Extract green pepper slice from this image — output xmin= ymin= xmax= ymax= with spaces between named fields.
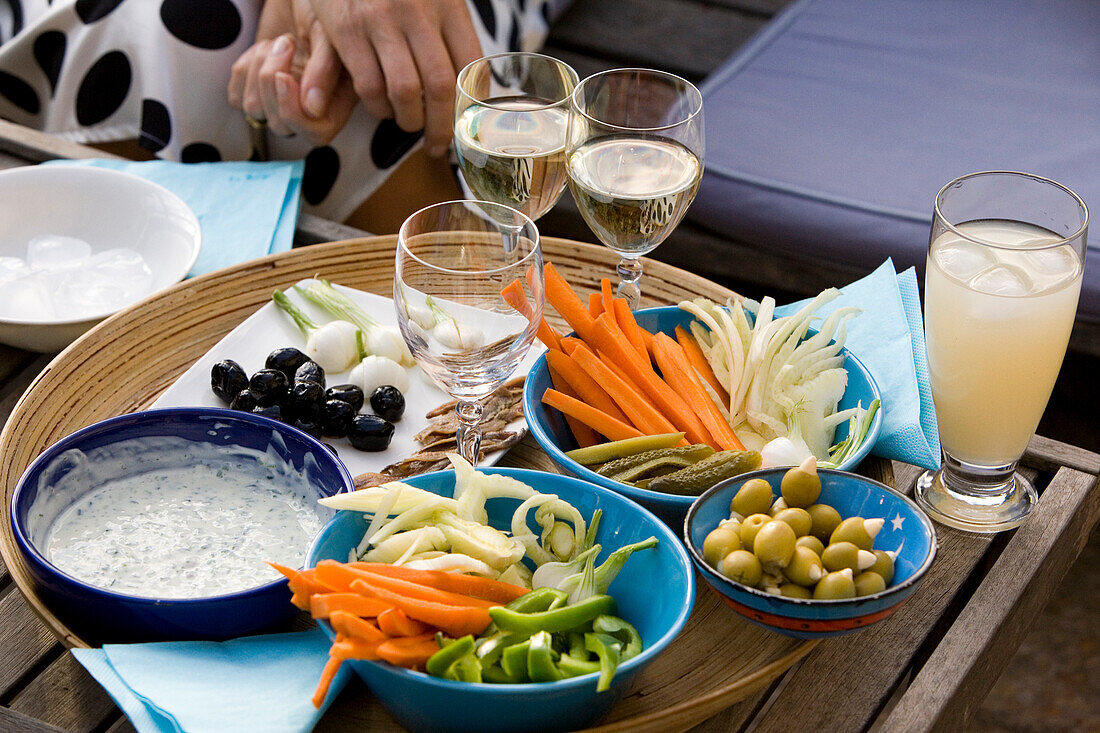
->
xmin=425 ymin=635 xmax=475 ymax=679
xmin=584 ymin=632 xmax=622 ymax=692
xmin=526 ymin=631 xmax=564 ymax=682
xmin=593 ymin=615 xmax=643 ymax=660
xmin=489 ymin=594 xmax=617 ymax=635
xmin=500 ymin=640 xmax=531 ymax=682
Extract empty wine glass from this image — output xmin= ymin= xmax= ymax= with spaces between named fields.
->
xmin=394 ymin=200 xmax=544 ymax=463
xmin=454 ymin=53 xmax=579 ymax=221
xmin=566 ymin=68 xmax=704 ymax=308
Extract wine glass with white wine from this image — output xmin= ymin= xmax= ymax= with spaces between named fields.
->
xmin=566 ymin=68 xmax=704 ymax=308
xmin=454 ymin=53 xmax=579 ymax=222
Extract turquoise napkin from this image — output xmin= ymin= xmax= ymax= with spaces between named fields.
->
xmin=775 ymin=259 xmax=940 ymax=470
xmin=43 ymin=159 xmax=304 ymax=278
xmin=72 ymin=628 xmax=349 ymax=733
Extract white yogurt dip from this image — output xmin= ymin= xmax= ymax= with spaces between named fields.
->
xmin=38 ymin=434 xmax=331 ymax=599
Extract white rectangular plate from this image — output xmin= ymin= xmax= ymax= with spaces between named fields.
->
xmin=153 ymin=281 xmax=541 ymax=480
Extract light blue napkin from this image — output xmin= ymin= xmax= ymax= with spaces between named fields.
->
xmin=775 ymin=259 xmax=940 ymax=470
xmin=43 ymin=158 xmax=304 ymax=278
xmin=72 ymin=628 xmax=349 ymax=733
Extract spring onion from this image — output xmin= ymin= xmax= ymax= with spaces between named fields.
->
xmin=271 ymin=290 xmax=360 ymax=372
xmin=295 ymin=279 xmax=414 ymax=365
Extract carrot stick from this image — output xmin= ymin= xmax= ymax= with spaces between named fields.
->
xmin=312 ymin=655 xmax=344 ymax=708
xmin=330 ymin=610 xmax=389 ymax=644
xmin=652 ymin=333 xmax=746 ymax=451
xmin=549 ymin=360 xmax=601 ymax=447
xmin=348 ymin=563 xmax=528 ymax=604
xmin=544 ymin=262 xmax=598 ymax=343
xmin=560 ymin=336 xmax=584 ymax=355
xmin=541 ymin=389 xmax=645 ymax=443
xmin=268 ymin=563 xmax=333 ymax=610
xmin=565 ymin=346 xmax=684 ymax=440
xmin=600 ymin=279 xmax=616 ymax=321
xmin=378 ymin=607 xmax=432 ymax=637
xmin=675 ymin=325 xmax=729 ymax=404
xmin=613 ymin=298 xmax=649 ymax=361
xmin=350 ymin=579 xmax=493 ymax=637
xmin=501 ymin=278 xmax=562 ymax=351
xmin=315 ymin=561 xmax=498 ymax=609
xmin=376 ymin=633 xmax=440 ymax=669
xmin=329 ymin=635 xmax=383 ymax=661
xmin=310 ymin=593 xmax=391 ymax=620
xmin=590 ymin=313 xmax=713 ymax=446
xmin=546 ymin=349 xmax=630 ymax=424
xmin=588 ymin=292 xmax=604 ymax=319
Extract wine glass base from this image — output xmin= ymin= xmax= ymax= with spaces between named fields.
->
xmin=914 ymin=468 xmax=1037 ymax=533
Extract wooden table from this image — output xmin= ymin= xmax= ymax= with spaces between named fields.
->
xmin=0 ymin=124 xmax=1098 ymax=733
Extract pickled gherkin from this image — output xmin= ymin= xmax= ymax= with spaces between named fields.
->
xmin=647 ymin=450 xmax=763 ymax=495
xmin=597 ymin=444 xmax=715 ymax=482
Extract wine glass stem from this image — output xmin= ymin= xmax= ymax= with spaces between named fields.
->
xmin=616 ymin=257 xmax=643 ymax=310
xmin=456 ymin=399 xmax=484 ymax=464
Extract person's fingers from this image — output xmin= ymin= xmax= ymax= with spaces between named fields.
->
xmin=227 ymin=46 xmax=254 ymax=109
xmin=242 ymin=39 xmax=272 ymax=120
xmin=440 ymin=0 xmax=483 ymax=74
xmin=300 ymin=25 xmax=342 ymax=120
xmin=259 ymin=34 xmax=297 ymax=136
xmin=276 ymin=71 xmax=358 ymax=146
xmin=406 ymin=24 xmax=458 ymax=157
xmin=370 ymin=26 xmax=424 ymax=133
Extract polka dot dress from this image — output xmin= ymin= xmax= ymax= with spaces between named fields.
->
xmin=0 ymin=0 xmax=573 ymax=221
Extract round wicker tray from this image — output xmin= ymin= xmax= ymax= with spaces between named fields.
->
xmin=0 ymin=236 xmax=882 ymax=732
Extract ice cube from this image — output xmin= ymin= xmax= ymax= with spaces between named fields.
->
xmin=52 ymin=269 xmax=133 ymax=318
xmin=934 ymin=238 xmax=997 ymax=281
xmin=1021 ymin=246 xmax=1080 ymax=279
xmin=89 ymin=248 xmax=154 ymax=298
xmin=0 ymin=256 xmax=30 ymax=286
xmin=970 ymin=263 xmax=1035 ymax=297
xmin=26 ymin=234 xmax=92 ymax=271
xmin=0 ymin=272 xmax=56 ymax=321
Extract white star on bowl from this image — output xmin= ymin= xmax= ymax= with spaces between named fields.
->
xmin=891 ymin=514 xmax=905 ymax=531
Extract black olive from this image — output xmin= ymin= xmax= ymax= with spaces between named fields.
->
xmin=325 ymin=384 xmax=365 ymax=412
xmin=211 ymin=360 xmax=249 ymax=403
xmin=230 ymin=388 xmax=259 ymax=412
xmin=266 ymin=347 xmax=312 ymax=381
xmin=320 ymin=398 xmax=356 ymax=437
xmin=291 ymin=417 xmax=323 ymax=439
xmin=294 ymin=360 xmax=325 ymax=387
xmin=369 ymin=385 xmax=405 ymax=422
xmin=252 ymin=404 xmax=284 ymax=422
xmin=287 ymin=380 xmax=325 ymax=417
xmin=348 ymin=415 xmax=395 ymax=451
xmin=249 ymin=369 xmax=289 ymax=406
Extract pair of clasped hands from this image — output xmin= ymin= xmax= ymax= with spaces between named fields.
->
xmin=227 ymin=0 xmax=482 ymax=157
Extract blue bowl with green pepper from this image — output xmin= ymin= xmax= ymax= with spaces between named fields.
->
xmin=523 ymin=305 xmax=882 ymax=528
xmin=305 ymin=467 xmax=695 ymax=733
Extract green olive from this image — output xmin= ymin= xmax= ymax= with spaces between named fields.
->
xmin=813 ymin=568 xmax=856 ymax=600
xmin=772 ymin=507 xmax=812 ymax=537
xmin=739 ymin=513 xmax=772 ymax=552
xmin=821 ymin=541 xmax=862 ymax=573
xmin=753 ymin=520 xmax=797 ymax=569
xmin=703 ymin=526 xmax=742 ymax=567
xmin=806 ymin=503 xmax=842 ymax=542
xmin=829 ymin=516 xmax=884 ymax=550
xmin=779 ymin=583 xmax=813 ymax=599
xmin=796 ymin=535 xmax=826 ymax=556
xmin=780 ymin=458 xmax=821 ymax=508
xmin=854 ymin=571 xmax=887 ymax=596
xmin=719 ymin=550 xmax=763 ymax=587
xmin=869 ymin=550 xmax=895 ymax=585
xmin=783 ymin=545 xmax=825 ymax=587
xmin=731 ymin=478 xmax=774 ymax=517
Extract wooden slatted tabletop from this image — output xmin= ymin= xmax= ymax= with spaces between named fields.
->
xmin=0 ymin=69 xmax=1098 ymax=733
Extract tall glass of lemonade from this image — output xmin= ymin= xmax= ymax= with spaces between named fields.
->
xmin=915 ymin=171 xmax=1088 ymax=532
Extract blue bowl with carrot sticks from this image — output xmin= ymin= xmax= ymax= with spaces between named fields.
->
xmin=523 ymin=305 xmax=882 ymax=528
xmin=304 ymin=467 xmax=695 ymax=733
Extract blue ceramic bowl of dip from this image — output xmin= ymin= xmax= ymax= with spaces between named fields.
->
xmin=684 ymin=468 xmax=936 ymax=639
xmin=10 ymin=407 xmax=353 ymax=643
xmin=306 ymin=467 xmax=696 ymax=733
xmin=523 ymin=305 xmax=882 ymax=527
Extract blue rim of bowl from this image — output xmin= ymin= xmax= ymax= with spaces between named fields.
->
xmin=682 ymin=467 xmax=938 ymax=606
xmin=524 ymin=305 xmax=884 ymax=505
xmin=306 ymin=466 xmax=697 ymax=693
xmin=10 ymin=406 xmax=353 ymax=605
xmin=0 ymin=166 xmax=202 ymax=327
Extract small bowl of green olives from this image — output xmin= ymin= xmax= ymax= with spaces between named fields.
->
xmin=683 ymin=460 xmax=936 ymax=638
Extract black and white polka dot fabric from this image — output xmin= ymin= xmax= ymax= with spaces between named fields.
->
xmin=0 ymin=0 xmax=572 ymax=221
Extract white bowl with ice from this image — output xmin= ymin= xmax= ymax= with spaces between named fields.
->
xmin=0 ymin=166 xmax=200 ymax=351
